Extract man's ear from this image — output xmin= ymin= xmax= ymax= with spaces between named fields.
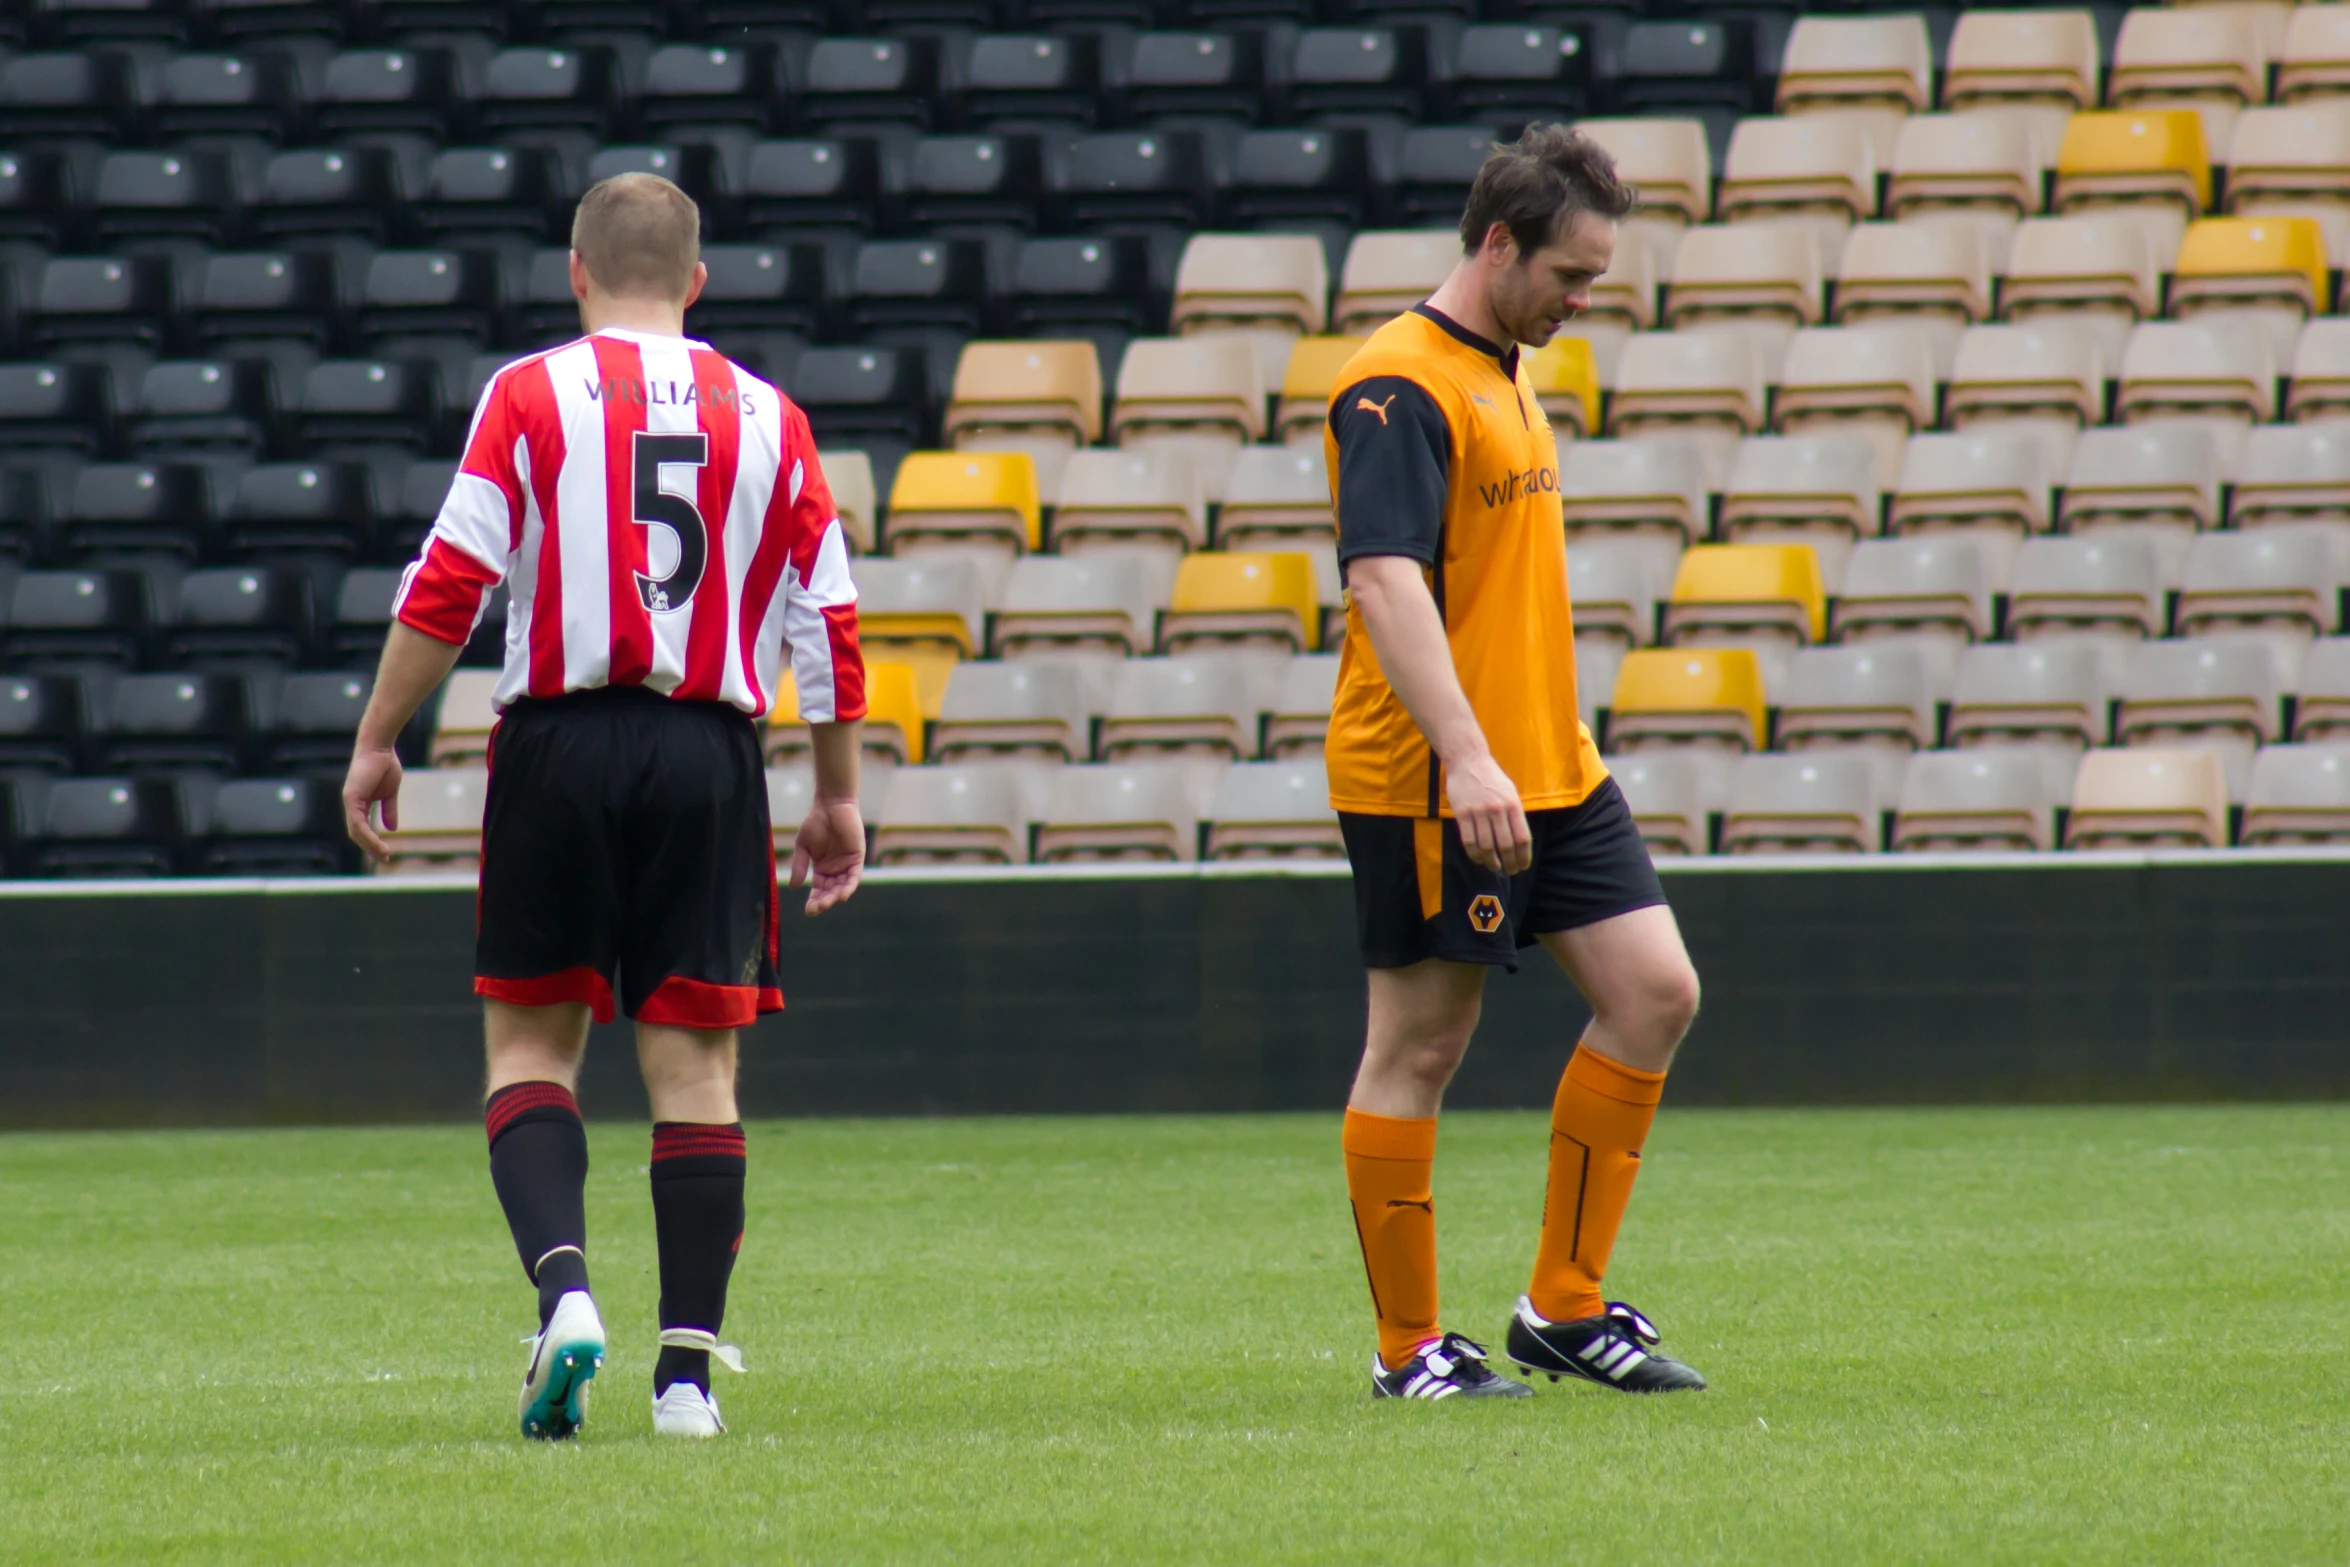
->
xmin=679 ymin=260 xmax=707 ymax=312
xmin=1481 ymin=222 xmax=1516 ymax=268
xmin=568 ymin=249 xmax=591 ymax=303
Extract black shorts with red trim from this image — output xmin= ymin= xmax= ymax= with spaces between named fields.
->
xmin=475 ymin=685 xmax=782 ymax=1027
xmin=1338 ymin=778 xmax=1667 ymax=972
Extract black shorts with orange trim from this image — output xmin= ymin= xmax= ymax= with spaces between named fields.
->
xmin=475 ymin=685 xmax=782 ymax=1027
xmin=1338 ymin=778 xmax=1667 ymax=972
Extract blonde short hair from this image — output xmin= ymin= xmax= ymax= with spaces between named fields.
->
xmin=570 ymin=172 xmax=701 ymax=300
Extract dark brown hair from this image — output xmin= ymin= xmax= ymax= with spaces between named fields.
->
xmin=571 ymin=172 xmax=701 ymax=300
xmin=1457 ymin=123 xmax=1637 ymax=258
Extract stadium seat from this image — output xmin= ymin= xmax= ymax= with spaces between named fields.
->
xmin=992 ymin=554 xmax=1163 ymax=660
xmin=940 ymin=341 xmax=1103 ymax=505
xmin=358 ymin=249 xmax=501 ymax=345
xmin=1771 ymin=323 xmax=1939 ymax=487
xmin=2286 ymin=318 xmax=2350 ymax=425
xmin=1559 ymin=221 xmax=1670 ymax=387
xmin=1721 ymin=752 xmax=1880 ymax=855
xmin=2175 ymin=526 xmax=2340 ymax=672
xmin=847 ymin=239 xmax=988 ymax=340
xmin=0 ymin=362 xmax=109 ymax=455
xmin=195 ymin=778 xmax=347 ymax=877
xmin=767 ymin=659 xmax=924 ymax=767
xmin=1661 ymin=220 xmax=1823 ymax=373
xmin=739 ymin=137 xmax=884 ymax=233
xmin=1943 ymin=9 xmax=2100 ymax=161
xmin=1717 ymin=115 xmax=1879 ymax=245
xmin=1389 ymin=125 xmax=1498 ymax=231
xmin=1099 ymin=653 xmax=1274 ymax=761
xmin=1169 ymin=234 xmax=1329 ymax=382
xmin=167 ymin=567 xmax=309 ymax=669
xmin=1275 ymin=335 xmax=1369 ymax=445
xmin=1575 ymin=118 xmax=1712 ymax=228
xmin=329 ymin=568 xmax=399 ymax=666
xmin=1774 ymin=642 xmax=1935 ymax=801
xmin=1944 ymin=321 xmax=2106 ymax=470
xmin=1218 ymin=128 xmax=1374 ymax=233
xmin=1007 ymin=234 xmax=1155 ymax=343
xmin=1776 ymin=14 xmax=1932 ymax=124
xmin=23 ymin=776 xmax=180 ymax=878
xmin=1203 ymin=757 xmax=1339 ymax=860
xmin=62 ymin=460 xmax=212 ymax=560
xmin=1526 ymin=338 xmax=1599 ymax=439
xmin=2168 ymin=217 xmax=2329 ymax=363
xmin=100 ymin=671 xmax=248 ymax=776
xmin=2295 ymin=637 xmax=2350 ymax=740
xmin=1831 ymin=221 xmax=1992 ymax=363
xmin=1606 ymin=331 xmax=1767 ymax=478
xmin=2224 ymin=103 xmax=2350 ymax=258
xmin=230 ymin=461 xmax=380 ymax=557
xmin=640 ymin=41 xmax=777 ymax=135
xmin=794 ymin=347 xmax=929 ymax=451
xmin=817 ymin=449 xmax=876 ymax=556
xmin=1606 ymin=646 xmax=1767 ymax=754
xmin=297 ymin=360 xmax=440 ymax=453
xmin=849 ymin=556 xmax=988 ymax=711
xmin=2241 ymin=742 xmax=2350 ymax=845
xmin=253 ymin=148 xmax=402 ymax=245
xmin=1116 ymin=30 xmax=1260 ymax=120
xmin=2115 ymin=636 xmax=2280 ymax=802
xmin=2229 ymin=423 xmax=2350 ymax=535
xmin=873 ymin=763 xmax=1033 ymax=866
xmin=2006 ymin=534 xmax=2166 ymax=669
xmin=1663 ymin=544 xmax=1825 ymax=683
xmin=900 ymin=134 xmax=1046 ymax=232
xmin=1832 ymin=534 xmax=1993 ymax=679
xmin=1283 ymin=25 xmax=1430 ymax=121
xmin=1885 ymin=111 xmax=2045 ymax=241
xmin=265 ymin=670 xmax=372 ymax=773
xmin=1052 ymin=447 xmax=1205 ymax=571
xmin=1717 ymin=433 xmax=1878 ymax=589
xmin=427 ymin=668 xmax=499 ymax=767
xmin=1947 ymin=641 xmax=2112 ymax=756
xmin=883 ymin=451 xmax=1040 ymax=570
xmin=0 ymin=672 xmax=84 ymax=772
xmin=1997 ymin=216 xmax=2160 ymax=364
xmin=1034 ymin=761 xmax=1210 ymax=864
xmin=1567 ymin=535 xmax=1661 ymax=652
xmin=316 ymin=47 xmax=460 ymax=140
xmin=1605 ymin=748 xmax=1730 ymax=856
xmin=959 ymin=33 xmax=1100 ymax=129
xmin=4 ymin=568 xmax=149 ymax=669
xmin=2064 ymin=745 xmax=2229 ymax=850
xmin=1879 ymin=432 xmax=2049 ymax=592
xmin=1160 ymin=552 xmax=1317 ymax=655
xmin=2114 ymin=321 xmax=2276 ymax=461
xmin=1263 ymin=652 xmax=1337 ymax=758
xmin=1216 ymin=446 xmax=1330 ymax=554
xmin=30 ymin=254 xmax=174 ymax=353
xmin=130 ymin=360 xmax=278 ymax=458
xmin=2280 ymin=3 xmax=2350 ymax=103
xmin=803 ymin=36 xmax=940 ymax=131
xmin=1050 ymin=131 xmax=1213 ymax=232
xmin=93 ymin=150 xmax=241 ymax=248
xmin=931 ymin=658 xmax=1096 ymax=764
xmin=1892 ymin=749 xmax=2065 ymax=853
xmin=1110 ymin=336 xmax=1265 ymax=503
xmin=2051 ymin=109 xmax=2211 ymax=258
xmin=416 ymin=146 xmax=562 ymax=244
xmin=1615 ymin=18 xmax=1762 ymax=118
xmin=1559 ymin=437 xmax=1708 ymax=592
xmin=2058 ymin=425 xmax=2223 ymax=581
xmin=0 ymin=50 xmax=139 ymax=142
xmin=192 ymin=249 xmax=338 ymax=350
xmin=376 ymin=766 xmax=487 ymax=874
xmin=689 ymin=243 xmax=827 ymax=341
xmin=1334 ymin=230 xmax=1457 ymax=335
xmin=2106 ymin=4 xmax=2270 ymax=153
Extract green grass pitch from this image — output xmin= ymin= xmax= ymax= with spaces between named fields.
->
xmin=2 ymin=1105 xmax=2345 ymax=1564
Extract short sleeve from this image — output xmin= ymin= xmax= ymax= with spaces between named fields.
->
xmin=1330 ymin=375 xmax=1450 ymax=568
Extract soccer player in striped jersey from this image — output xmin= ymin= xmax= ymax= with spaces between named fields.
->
xmin=342 ymin=173 xmax=866 ymax=1440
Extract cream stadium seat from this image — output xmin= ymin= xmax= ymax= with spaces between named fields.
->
xmin=2107 ymin=3 xmax=2272 ymax=154
xmin=2297 ymin=637 xmax=2350 ymax=739
xmin=1774 ymin=644 xmax=1937 ymax=803
xmin=427 ymin=668 xmax=500 ymax=766
xmin=2114 ymin=322 xmax=2276 ymax=464
xmin=1942 ymin=8 xmax=2102 ymax=159
xmin=1160 ymin=553 xmax=1319 ymax=655
xmin=2168 ymin=216 xmax=2330 ymax=363
xmin=1886 ymin=111 xmax=2045 ymax=244
xmin=1663 ymin=543 xmax=1827 ymax=688
xmin=1216 ymin=446 xmax=1332 ymax=552
xmin=1607 ymin=646 xmax=1769 ymax=754
xmin=816 ymin=448 xmax=877 ymax=553
xmin=1051 ymin=447 xmax=1206 ymax=571
xmin=377 ymin=765 xmax=488 ymax=873
xmin=1947 ymin=640 xmax=2112 ymax=757
xmin=1831 ymin=220 xmax=1992 ymax=365
xmin=1568 ymin=535 xmax=1665 ymax=651
xmin=1575 ymin=117 xmax=1712 ymax=227
xmin=1111 ymin=336 xmax=1267 ymax=502
xmin=1721 ymin=752 xmax=1881 ymax=854
xmin=1263 ymin=652 xmax=1339 ymax=758
xmin=2241 ymin=742 xmax=2350 ymax=844
xmin=1275 ymin=335 xmax=1370 ymax=445
xmin=2278 ymin=2 xmax=2350 ymax=104
xmin=873 ymin=763 xmax=1036 ymax=865
xmin=2059 ymin=424 xmax=2224 ymax=582
xmin=2229 ymin=423 xmax=2350 ymax=542
xmin=2287 ymin=317 xmax=2350 ymax=424
xmin=2051 ymin=109 xmax=2212 ymax=259
xmin=2221 ymin=103 xmax=2350 ymax=258
xmin=1607 ymin=330 xmax=1768 ymax=479
xmin=1203 ymin=757 xmax=1342 ymax=860
xmin=1718 ymin=115 xmax=1880 ymax=248
xmin=1997 ymin=216 xmax=2161 ymax=364
xmin=1034 ymin=761 xmax=1216 ymax=863
xmin=1718 ymin=433 xmax=1879 ymax=589
xmin=1169 ymin=233 xmax=1330 ymax=385
xmin=849 ymin=555 xmax=990 ymax=711
xmin=1660 ymin=220 xmax=1824 ymax=375
xmin=991 ymin=554 xmax=1166 ymax=660
xmin=2006 ymin=534 xmax=2167 ymax=673
xmin=1945 ymin=321 xmax=2106 ymax=471
xmin=1576 ymin=638 xmax=1626 ymax=730
xmin=766 ymin=659 xmax=925 ymax=766
xmin=1893 ymin=749 xmax=2068 ymax=853
xmin=1776 ymin=14 xmax=1932 ymax=125
xmin=1604 ymin=748 xmax=1731 ymax=855
xmin=2064 ymin=745 xmax=2230 ymax=849
xmin=1832 ymin=534 xmax=1994 ymax=679
xmin=1559 ymin=436 xmax=1711 ymax=591
xmin=2115 ymin=636 xmax=2281 ymax=801
xmin=940 ymin=341 xmax=1103 ymax=504
xmin=1526 ymin=337 xmax=1600 ymax=438
xmin=1334 ymin=231 xmax=1457 ymax=335
xmin=2175 ymin=525 xmax=2342 ymax=675
xmin=931 ymin=658 xmax=1099 ymax=764
xmin=1887 ymin=430 xmax=2058 ymax=590
xmin=884 ymin=450 xmax=1042 ymax=571
xmin=1771 ymin=323 xmax=1938 ymax=485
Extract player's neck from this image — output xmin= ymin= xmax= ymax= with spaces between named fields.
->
xmin=579 ymin=297 xmax=689 ymax=339
xmin=1423 ymin=263 xmax=1509 ymax=353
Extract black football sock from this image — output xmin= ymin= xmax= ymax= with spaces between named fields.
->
xmin=649 ymin=1122 xmax=747 ymax=1395
xmin=485 ymin=1082 xmax=591 ymax=1332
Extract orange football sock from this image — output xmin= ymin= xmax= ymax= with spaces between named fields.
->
xmin=1527 ymin=1043 xmax=1667 ymax=1325
xmin=1342 ymin=1108 xmax=1442 ymax=1371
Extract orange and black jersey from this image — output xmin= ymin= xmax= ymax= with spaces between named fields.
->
xmin=1324 ymin=304 xmax=1607 ymax=818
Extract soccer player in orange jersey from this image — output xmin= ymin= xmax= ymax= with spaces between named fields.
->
xmin=1324 ymin=126 xmax=1708 ymax=1399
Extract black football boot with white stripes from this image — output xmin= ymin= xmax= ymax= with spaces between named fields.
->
xmin=1504 ymin=1298 xmax=1707 ymax=1392
xmin=1371 ymin=1332 xmax=1534 ymax=1400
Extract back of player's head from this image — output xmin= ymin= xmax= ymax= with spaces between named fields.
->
xmin=1458 ymin=124 xmax=1636 ymax=259
xmin=571 ymin=172 xmax=702 ymax=301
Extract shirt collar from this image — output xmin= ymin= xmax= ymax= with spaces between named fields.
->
xmin=1411 ymin=304 xmax=1520 ymax=378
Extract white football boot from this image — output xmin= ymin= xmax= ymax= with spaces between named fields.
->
xmin=518 ymin=1289 xmax=605 ymax=1440
xmin=650 ymin=1328 xmax=743 ymax=1438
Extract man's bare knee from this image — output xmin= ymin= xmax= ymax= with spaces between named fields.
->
xmin=1598 ymin=957 xmax=1699 ymax=1051
xmin=484 ymin=999 xmax=591 ymax=1093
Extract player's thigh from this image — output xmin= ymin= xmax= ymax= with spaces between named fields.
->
xmin=1537 ymin=903 xmax=1700 ymax=1035
xmin=636 ymin=1022 xmax=739 ymax=1123
xmin=615 ymin=704 xmax=774 ymax=1016
xmin=477 ymin=703 xmax=626 ymax=985
xmin=1365 ymin=956 xmax=1489 ymax=1062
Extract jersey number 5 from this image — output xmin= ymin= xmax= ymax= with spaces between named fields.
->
xmin=632 ymin=430 xmax=709 ymax=614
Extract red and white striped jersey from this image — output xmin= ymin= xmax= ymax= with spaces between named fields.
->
xmin=394 ymin=326 xmax=865 ymax=721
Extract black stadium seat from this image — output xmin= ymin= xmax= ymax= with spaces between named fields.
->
xmin=167 ymin=566 xmax=311 ymax=668
xmin=702 ymin=330 xmax=804 ymax=384
xmin=418 ymin=147 xmax=562 ymax=242
xmin=1286 ymin=27 xmax=1430 ymax=121
xmin=0 ymin=362 xmax=110 ymax=454
xmin=357 ymin=249 xmax=501 ymax=344
xmin=388 ymin=457 xmax=455 ymax=554
xmin=329 ymin=565 xmax=400 ymax=664
xmin=36 ymin=0 xmax=189 ymax=47
xmin=960 ymin=34 xmax=1101 ymax=130
xmin=193 ymin=250 xmax=340 ymax=351
xmin=29 ymin=256 xmax=176 ymax=354
xmin=23 ymin=775 xmax=180 ymax=877
xmin=61 ymin=460 xmax=210 ymax=560
xmin=195 ymin=775 xmax=348 ymax=875
xmin=1119 ymin=31 xmax=1261 ymax=122
xmin=585 ymin=144 xmax=712 ymax=200
xmin=266 ymin=669 xmax=372 ymax=770
xmin=229 ymin=459 xmax=377 ymax=555
xmin=3 ymin=568 xmax=151 ymax=668
xmin=197 ymin=0 xmax=355 ymax=46
xmin=641 ymin=42 xmax=778 ymax=136
xmin=1615 ymin=18 xmax=1762 ymax=116
xmin=130 ymin=360 xmax=279 ymax=457
xmin=254 ymin=147 xmax=405 ymax=244
xmin=297 ymin=359 xmax=441 ymax=452
xmin=792 ymin=344 xmax=928 ymax=446
xmin=904 ymin=135 xmax=1044 ymax=231
xmin=1051 ymin=131 xmax=1211 ymax=230
xmin=478 ymin=46 xmax=620 ymax=138
xmin=0 ymin=149 xmax=75 ymax=249
xmin=1447 ymin=24 xmax=1594 ymax=122
xmin=0 ymin=51 xmax=138 ymax=141
xmin=100 ymin=672 xmax=249 ymax=775
xmin=802 ymin=37 xmax=940 ymax=132
xmin=1392 ymin=124 xmax=1495 ymax=226
xmin=1222 ymin=128 xmax=1372 ymax=229
xmin=0 ymin=671 xmax=84 ymax=770
xmin=152 ymin=50 xmax=304 ymax=142
xmin=1009 ymin=234 xmax=1155 ymax=336
xmin=849 ymin=238 xmax=988 ymax=336
xmin=315 ymin=47 xmax=463 ymax=139
xmin=741 ymin=138 xmax=885 ymax=234
xmin=688 ymin=242 xmax=826 ymax=339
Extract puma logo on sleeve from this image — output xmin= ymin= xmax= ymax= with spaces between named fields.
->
xmin=1356 ymin=393 xmax=1397 ymax=425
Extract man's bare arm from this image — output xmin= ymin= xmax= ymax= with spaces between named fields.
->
xmin=791 ymin=717 xmax=864 ymax=915
xmin=343 ymin=623 xmax=466 ymax=864
xmin=1346 ymin=554 xmax=1532 ymax=874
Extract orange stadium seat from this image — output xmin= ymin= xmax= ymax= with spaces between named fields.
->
xmin=1263 ymin=653 xmax=1339 ymax=758
xmin=991 ymin=554 xmax=1166 ymax=660
xmin=1217 ymin=447 xmax=1333 ymax=553
xmin=1099 ymin=654 xmax=1281 ymax=761
xmin=1526 ymin=336 xmax=1599 ymax=437
xmin=1718 ymin=433 xmax=1880 ymax=589
xmin=377 ymin=766 xmax=488 ymax=874
xmin=1998 ymin=216 xmax=2161 ymax=363
xmin=2051 ymin=109 xmax=2212 ymax=258
xmin=2116 ymin=636 xmax=2282 ymax=801
xmin=766 ymin=659 xmax=925 ymax=765
xmin=1887 ymin=111 xmax=2046 ymax=239
xmin=2065 ymin=745 xmax=2230 ymax=849
xmin=1772 ymin=323 xmax=1938 ymax=486
xmin=427 ymin=668 xmax=499 ymax=767
xmin=1886 ymin=431 xmax=2054 ymax=590
xmin=1575 ymin=117 xmax=1713 ymax=226
xmin=1893 ymin=749 xmax=2068 ymax=853
xmin=1560 ymin=436 xmax=1711 ymax=590
xmin=2059 ymin=424 xmax=2224 ymax=580
xmin=1607 ymin=646 xmax=1769 ymax=754
xmin=1721 ymin=752 xmax=1882 ymax=854
xmin=1161 ymin=552 xmax=1319 ymax=654
xmin=931 ymin=658 xmax=1099 ymax=764
xmin=1718 ymin=115 xmax=1880 ymax=243
xmin=1832 ymin=221 xmax=1992 ymax=362
xmin=1034 ymin=761 xmax=1215 ymax=863
xmin=1275 ymin=335 xmax=1371 ymax=445
xmin=2107 ymin=4 xmax=2272 ymax=153
xmin=1204 ymin=758 xmax=1343 ymax=860
xmin=1834 ymin=534 xmax=1996 ymax=671
xmin=884 ymin=450 xmax=1042 ymax=568
xmin=1948 ymin=641 xmax=2113 ymax=757
xmin=2278 ymin=2 xmax=2350 ymax=103
xmin=2242 ymin=742 xmax=2350 ymax=844
xmin=1943 ymin=9 xmax=2102 ymax=158
xmin=817 ymin=449 xmax=877 ymax=554
xmin=1112 ymin=336 xmax=1267 ymax=503
xmin=2221 ymin=104 xmax=2350 ymax=258
xmin=1050 ymin=447 xmax=1207 ymax=566
xmin=872 ymin=764 xmax=1035 ymax=866
xmin=1605 ymin=748 xmax=1731 ymax=856
xmin=1946 ymin=320 xmax=2107 ymax=468
xmin=940 ymin=341 xmax=1103 ymax=504
xmin=1334 ymin=231 xmax=1458 ymax=335
xmin=2168 ymin=216 xmax=2330 ymax=361
xmin=1607 ymin=330 xmax=1768 ymax=478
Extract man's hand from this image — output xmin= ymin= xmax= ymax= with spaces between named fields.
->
xmin=344 ymin=745 xmax=403 ymax=865
xmin=790 ymin=798 xmax=865 ymax=915
xmin=1445 ymin=750 xmax=1531 ymax=875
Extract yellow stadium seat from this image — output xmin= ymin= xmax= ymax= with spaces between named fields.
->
xmin=1275 ymin=335 xmax=1371 ymax=444
xmin=1575 ymin=117 xmax=1712 ymax=224
xmin=1525 ymin=336 xmax=1598 ymax=438
xmin=2223 ymin=103 xmax=2350 ymax=259
xmin=2064 ymin=745 xmax=2229 ymax=849
xmin=1664 ymin=543 xmax=1828 ymax=651
xmin=1334 ymin=230 xmax=1458 ymax=334
xmin=816 ymin=448 xmax=876 ymax=554
xmin=2168 ymin=216 xmax=2330 ymax=359
xmin=766 ymin=659 xmax=925 ymax=766
xmin=1160 ymin=552 xmax=1319 ymax=654
xmin=940 ymin=341 xmax=1103 ymax=504
xmin=377 ymin=766 xmax=488 ymax=874
xmin=1606 ymin=647 xmax=1769 ymax=753
xmin=2052 ymin=109 xmax=2212 ymax=256
xmin=883 ymin=450 xmax=1040 ymax=568
xmin=2279 ymin=2 xmax=2350 ymax=104
xmin=428 ymin=669 xmax=500 ymax=767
